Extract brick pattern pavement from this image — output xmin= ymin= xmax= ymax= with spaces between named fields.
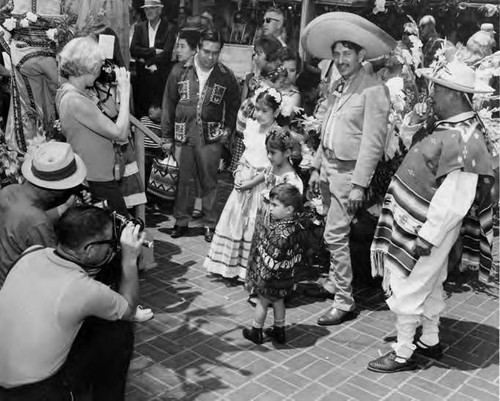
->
xmin=127 ymin=173 xmax=499 ymax=401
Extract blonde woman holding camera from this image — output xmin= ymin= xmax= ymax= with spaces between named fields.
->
xmin=56 ymin=36 xmax=132 ymax=215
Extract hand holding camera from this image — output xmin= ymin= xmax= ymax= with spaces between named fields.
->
xmin=114 ymin=66 xmax=131 ymax=95
xmin=120 ymin=222 xmax=145 ymax=263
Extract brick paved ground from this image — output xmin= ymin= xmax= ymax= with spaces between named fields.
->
xmin=126 ymin=172 xmax=499 ymax=401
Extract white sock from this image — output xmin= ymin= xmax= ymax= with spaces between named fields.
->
xmin=420 ymin=315 xmax=440 ymax=346
xmin=393 ymin=314 xmax=419 ymax=359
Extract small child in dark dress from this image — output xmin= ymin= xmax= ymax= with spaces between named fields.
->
xmin=243 ymin=183 xmax=304 ymax=345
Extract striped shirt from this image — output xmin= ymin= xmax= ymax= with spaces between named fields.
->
xmin=140 ymin=116 xmax=162 ymax=149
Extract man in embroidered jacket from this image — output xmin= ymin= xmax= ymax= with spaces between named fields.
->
xmin=306 ymin=40 xmax=391 ymax=325
xmin=368 ymin=62 xmax=495 ymax=373
xmin=161 ymin=30 xmax=240 ymax=241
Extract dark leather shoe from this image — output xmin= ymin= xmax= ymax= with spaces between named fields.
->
xmin=243 ymin=327 xmax=263 ymax=344
xmin=264 ymin=326 xmax=286 ymax=344
xmin=204 ymin=227 xmax=215 ymax=243
xmin=192 ymin=209 xmax=203 ymax=219
xmin=304 ymin=286 xmax=335 ymax=300
xmin=170 ymin=225 xmax=188 ymax=238
xmin=317 ymin=308 xmax=357 ymax=326
xmin=367 ymin=351 xmax=417 ymax=373
xmin=414 ymin=340 xmax=443 ymax=359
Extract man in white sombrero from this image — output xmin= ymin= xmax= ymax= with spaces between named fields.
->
xmin=303 ymin=12 xmax=395 ymax=325
xmin=368 ymin=61 xmax=495 ymax=373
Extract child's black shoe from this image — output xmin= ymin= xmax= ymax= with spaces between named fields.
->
xmin=243 ymin=327 xmax=263 ymax=344
xmin=264 ymin=326 xmax=286 ymax=344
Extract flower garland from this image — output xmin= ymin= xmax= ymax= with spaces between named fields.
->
xmin=254 ymin=86 xmax=283 ymax=107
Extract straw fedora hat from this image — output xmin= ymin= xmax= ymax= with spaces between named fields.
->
xmin=22 ymin=142 xmax=87 ymax=190
xmin=301 ymin=12 xmax=397 ymax=60
xmin=141 ymin=0 xmax=164 ymax=8
xmin=421 ymin=61 xmax=494 ymax=94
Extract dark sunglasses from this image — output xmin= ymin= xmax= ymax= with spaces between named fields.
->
xmin=263 ymin=17 xmax=279 ymax=24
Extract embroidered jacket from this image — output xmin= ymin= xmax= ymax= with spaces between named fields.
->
xmin=161 ymin=57 xmax=240 ymax=145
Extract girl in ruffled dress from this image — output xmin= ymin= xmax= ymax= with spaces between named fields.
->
xmin=244 ymin=129 xmax=304 ymax=313
xmin=204 ymin=88 xmax=283 ymax=280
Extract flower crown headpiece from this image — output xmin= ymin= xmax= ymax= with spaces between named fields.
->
xmin=255 ymin=86 xmax=283 ymax=106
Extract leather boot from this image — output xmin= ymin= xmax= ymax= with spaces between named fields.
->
xmin=264 ymin=326 xmax=286 ymax=344
xmin=242 ymin=327 xmax=263 ymax=344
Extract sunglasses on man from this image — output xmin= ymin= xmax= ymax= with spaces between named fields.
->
xmin=263 ymin=17 xmax=280 ymax=24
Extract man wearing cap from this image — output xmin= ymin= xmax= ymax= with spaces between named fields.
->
xmin=0 ymin=205 xmax=144 ymax=400
xmin=368 ymin=61 xmax=495 ymax=373
xmin=161 ymin=29 xmax=240 ymax=243
xmin=261 ymin=7 xmax=287 ymax=47
xmin=130 ymin=0 xmax=177 ymax=117
xmin=302 ymin=13 xmax=393 ymax=325
xmin=0 ymin=142 xmax=87 ymax=287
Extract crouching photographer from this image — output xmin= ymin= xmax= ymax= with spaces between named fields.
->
xmin=0 ymin=205 xmax=144 ymax=401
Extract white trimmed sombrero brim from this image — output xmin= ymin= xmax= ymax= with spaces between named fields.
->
xmin=301 ymin=12 xmax=397 ymax=60
xmin=22 ymin=153 xmax=87 ymax=190
xmin=421 ymin=70 xmax=494 ymax=94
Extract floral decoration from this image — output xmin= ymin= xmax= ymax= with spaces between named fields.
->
xmin=0 ymin=137 xmax=22 ymax=187
xmin=255 ymin=86 xmax=283 ymax=106
xmin=373 ymin=0 xmax=387 ymax=14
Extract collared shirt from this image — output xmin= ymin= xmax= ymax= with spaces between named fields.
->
xmin=148 ymin=20 xmax=160 ymax=48
xmin=321 ymin=73 xmax=356 ymax=151
xmin=194 ymin=55 xmax=214 ymax=97
xmin=277 ymin=35 xmax=287 ymax=47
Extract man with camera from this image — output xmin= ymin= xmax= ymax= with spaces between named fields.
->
xmin=0 ymin=141 xmax=87 ymax=288
xmin=0 ymin=205 xmax=144 ymax=401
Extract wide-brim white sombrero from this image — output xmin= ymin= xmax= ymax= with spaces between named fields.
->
xmin=301 ymin=12 xmax=397 ymax=60
xmin=420 ymin=61 xmax=494 ymax=94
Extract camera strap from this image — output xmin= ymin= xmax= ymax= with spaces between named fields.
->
xmin=94 ymin=84 xmax=117 ymax=122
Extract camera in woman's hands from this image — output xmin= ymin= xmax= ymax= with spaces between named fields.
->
xmin=97 ymin=60 xmax=118 ymax=84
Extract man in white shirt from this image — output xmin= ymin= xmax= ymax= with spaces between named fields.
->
xmin=368 ymin=61 xmax=495 ymax=373
xmin=0 ymin=206 xmax=145 ymax=400
xmin=261 ymin=7 xmax=287 ymax=47
xmin=130 ymin=0 xmax=177 ymax=117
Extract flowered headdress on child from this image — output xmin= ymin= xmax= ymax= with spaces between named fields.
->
xmin=267 ymin=128 xmax=294 ymax=150
xmin=254 ymin=86 xmax=283 ymax=108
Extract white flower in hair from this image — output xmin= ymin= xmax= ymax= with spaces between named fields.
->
xmin=255 ymin=86 xmax=282 ymax=106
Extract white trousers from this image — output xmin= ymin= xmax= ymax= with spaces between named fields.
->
xmin=387 ymin=221 xmax=462 ymax=358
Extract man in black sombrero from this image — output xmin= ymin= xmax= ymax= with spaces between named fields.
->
xmin=302 ymin=12 xmax=395 ymax=325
